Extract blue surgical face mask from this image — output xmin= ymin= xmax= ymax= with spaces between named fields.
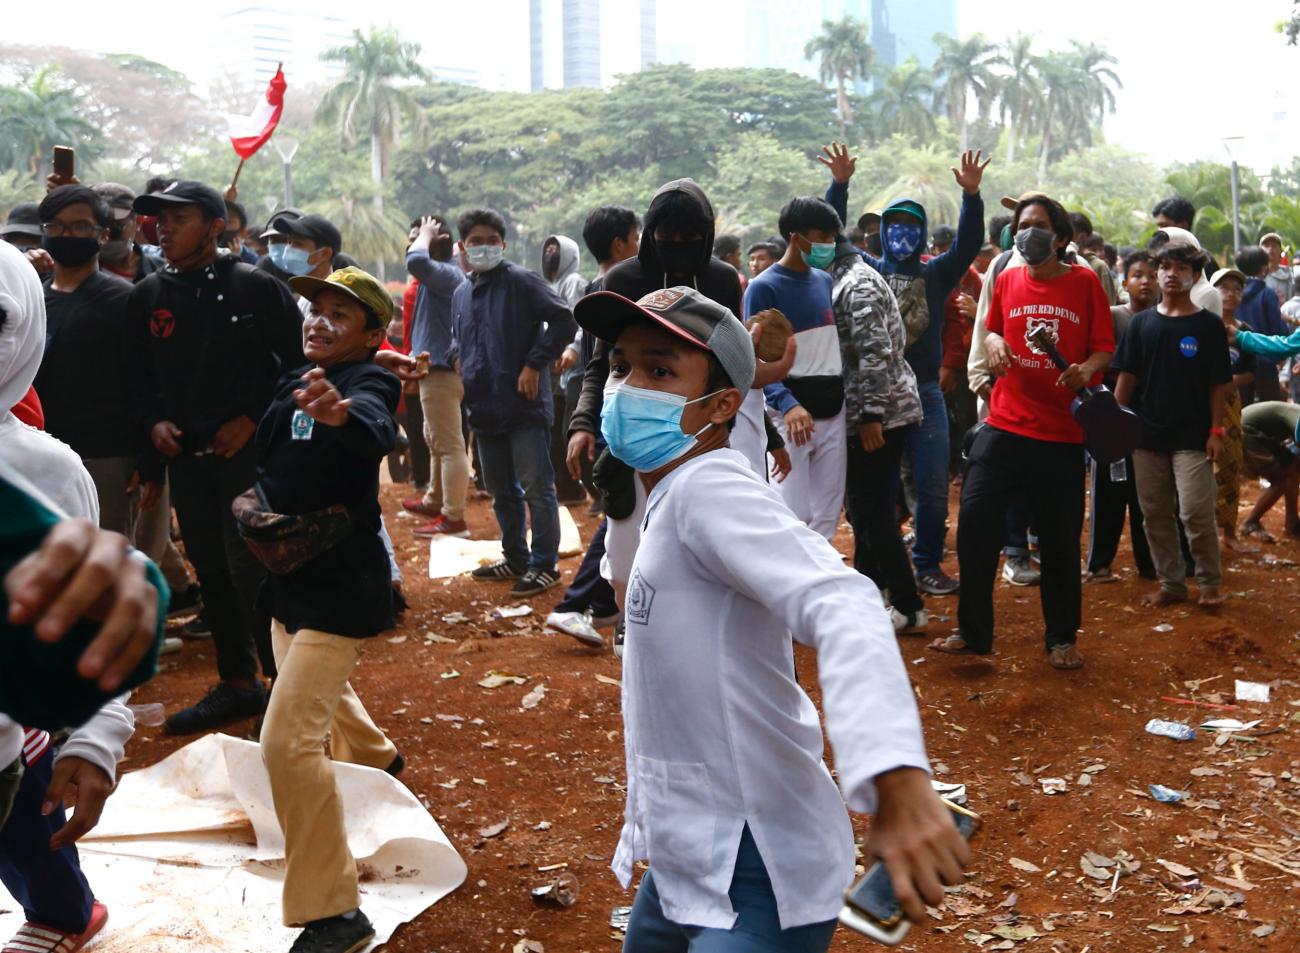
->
xmin=268 ymin=242 xmax=289 ymax=269
xmin=601 ymin=382 xmax=723 ymax=472
xmin=800 ymin=238 xmax=837 ymax=270
xmin=884 ymin=221 xmax=924 ymax=260
xmin=281 ymin=245 xmax=317 ymax=277
xmin=466 ymin=244 xmax=504 ymax=272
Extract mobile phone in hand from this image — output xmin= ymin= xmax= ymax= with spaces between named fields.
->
xmin=53 ymin=145 xmax=75 ymax=180
xmin=839 ymin=799 xmax=980 ymax=945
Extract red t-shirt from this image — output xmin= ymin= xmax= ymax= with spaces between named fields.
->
xmin=986 ymin=263 xmax=1115 ymax=444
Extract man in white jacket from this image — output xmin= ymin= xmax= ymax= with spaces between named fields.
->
xmin=574 ymin=285 xmax=969 ymax=951
xmin=0 ymin=239 xmax=140 ymax=952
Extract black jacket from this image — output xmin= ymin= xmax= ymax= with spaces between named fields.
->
xmin=570 ymin=178 xmax=743 ymax=438
xmin=125 ymin=256 xmax=305 ymax=480
xmin=255 ymin=361 xmax=400 ymax=638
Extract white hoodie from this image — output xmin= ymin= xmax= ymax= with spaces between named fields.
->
xmin=0 ymin=241 xmax=133 ymax=779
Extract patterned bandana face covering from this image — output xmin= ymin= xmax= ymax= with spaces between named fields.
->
xmin=884 ymin=222 xmax=923 ymax=259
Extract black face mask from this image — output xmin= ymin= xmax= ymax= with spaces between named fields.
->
xmin=657 ymin=238 xmax=705 ymax=278
xmin=42 ymin=236 xmax=101 ymax=267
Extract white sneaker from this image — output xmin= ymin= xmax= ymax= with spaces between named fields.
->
xmin=1002 ymin=556 xmax=1041 ymax=587
xmin=890 ymin=607 xmax=929 ymax=635
xmin=545 ymin=610 xmax=604 ymax=647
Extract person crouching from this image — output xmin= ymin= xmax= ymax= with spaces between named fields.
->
xmin=250 ymin=266 xmax=404 ymax=953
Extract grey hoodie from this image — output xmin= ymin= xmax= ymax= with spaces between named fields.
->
xmin=545 ymin=234 xmax=587 ymax=308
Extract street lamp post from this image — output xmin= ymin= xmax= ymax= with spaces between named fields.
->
xmin=273 ymin=135 xmax=300 ymax=209
xmin=1223 ymin=137 xmax=1245 ymax=256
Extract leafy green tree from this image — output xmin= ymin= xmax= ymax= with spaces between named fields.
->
xmin=803 ymin=16 xmax=875 ymax=139
xmin=872 ymin=59 xmax=937 ymax=142
xmin=317 ymin=27 xmax=431 ymax=277
xmin=860 ymin=144 xmax=964 ymax=227
xmin=707 ymin=132 xmax=826 ymax=239
xmin=0 ymin=67 xmax=101 ymax=179
xmin=997 ymin=34 xmax=1039 ymax=163
xmin=931 ymin=34 xmax=1004 ymax=151
xmin=0 ymin=169 xmax=42 ymax=219
xmin=1282 ymin=1 xmax=1299 ymax=44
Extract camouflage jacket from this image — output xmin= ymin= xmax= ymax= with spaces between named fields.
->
xmin=830 ymin=255 xmax=924 ymax=430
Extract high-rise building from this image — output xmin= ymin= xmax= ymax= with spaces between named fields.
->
xmin=563 ymin=0 xmax=602 ymax=88
xmin=530 ymin=0 xmax=546 ymax=91
xmin=211 ymin=3 xmax=355 ymax=93
xmin=744 ymin=0 xmax=951 ymax=77
xmin=640 ymin=0 xmax=657 ymax=69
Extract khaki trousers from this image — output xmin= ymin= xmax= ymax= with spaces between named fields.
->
xmin=418 ymin=369 xmax=469 ymax=521
xmin=1133 ymin=448 xmax=1222 ymax=595
xmin=260 ymin=621 xmax=396 ymax=926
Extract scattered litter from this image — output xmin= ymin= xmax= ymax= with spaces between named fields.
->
xmin=991 ymin=925 xmax=1043 ymax=941
xmin=1156 ymin=859 xmax=1198 ymax=878
xmin=1200 ymin=718 xmax=1261 ymax=732
xmin=1038 ymin=777 xmax=1068 ymax=795
xmin=128 ymin=702 xmax=165 ymax=727
xmin=521 ymin=684 xmax=547 ymax=710
xmin=478 ymin=670 xmax=528 ymax=689
xmin=531 ymin=872 xmax=579 ymax=908
xmin=441 ymin=612 xmax=469 ymax=624
xmin=610 ymin=907 xmax=633 ymax=932
xmin=1153 ymin=623 xmax=1174 ymax=633
xmin=1253 ymin=924 xmax=1276 ymax=938
xmin=386 ymin=634 xmax=408 ymax=644
xmin=512 ymin=940 xmax=544 ymax=953
xmin=1009 ymin=857 xmax=1042 ymax=873
xmin=533 ymin=821 xmax=552 ymax=831
xmin=435 ymin=714 xmax=463 ymax=722
xmin=594 ymin=674 xmax=621 ymax=687
xmin=1149 ymin=784 xmax=1190 ymax=803
xmin=1189 ymin=766 xmax=1223 ymax=777
xmin=1161 ymin=695 xmax=1238 ymax=711
xmin=440 ymin=670 xmax=460 ymax=680
xmin=1145 ymin=718 xmax=1196 ymax=741
xmin=490 ymin=605 xmax=533 ymax=619
xmin=478 ymin=819 xmax=509 ymax=839
xmin=1235 ymin=680 xmax=1271 ymax=703
xmin=425 ymin=632 xmax=457 ymax=644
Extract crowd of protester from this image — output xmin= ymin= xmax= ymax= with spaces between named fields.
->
xmin=2 ymin=131 xmax=1300 ymax=953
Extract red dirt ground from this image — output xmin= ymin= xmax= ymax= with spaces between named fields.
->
xmin=124 ymin=478 xmax=1300 ymax=953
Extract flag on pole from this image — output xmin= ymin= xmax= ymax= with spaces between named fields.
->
xmin=226 ymin=66 xmax=287 ymax=160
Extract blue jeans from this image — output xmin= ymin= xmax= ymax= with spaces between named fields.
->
xmin=1003 ymin=500 xmax=1036 ymax=558
xmin=904 ymin=380 xmax=950 ymax=573
xmin=623 ymin=826 xmax=838 ymax=953
xmin=476 ymin=426 xmax=561 ymax=571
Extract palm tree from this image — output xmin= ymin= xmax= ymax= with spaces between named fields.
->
xmin=0 ymin=67 xmax=100 ymax=179
xmin=1066 ymin=41 xmax=1122 ymax=149
xmin=1032 ymin=51 xmax=1082 ymax=181
xmin=872 ymin=60 xmax=937 ymax=142
xmin=316 ymin=27 xmax=430 ymax=278
xmin=931 ymin=34 xmax=1004 ymax=151
xmin=803 ymin=16 xmax=875 ymax=140
xmin=997 ymin=34 xmax=1040 ymax=164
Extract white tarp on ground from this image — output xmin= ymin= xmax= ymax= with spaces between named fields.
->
xmin=0 ymin=734 xmax=466 ymax=951
xmin=427 ymin=506 xmax=584 ymax=579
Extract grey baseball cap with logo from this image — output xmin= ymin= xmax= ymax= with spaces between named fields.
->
xmin=575 ymin=286 xmax=755 ymax=392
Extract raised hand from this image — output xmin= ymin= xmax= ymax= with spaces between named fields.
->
xmin=951 ymin=149 xmax=992 ymax=195
xmin=817 ymin=141 xmax=858 ymax=185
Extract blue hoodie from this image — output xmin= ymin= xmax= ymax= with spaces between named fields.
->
xmin=825 ymin=182 xmax=983 ymax=383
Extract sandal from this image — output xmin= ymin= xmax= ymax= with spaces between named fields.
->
xmin=927 ymin=634 xmax=989 ymax=656
xmin=1047 ymin=644 xmax=1084 ymax=670
xmin=1241 ymin=521 xmax=1276 ymax=543
xmin=1083 ymin=568 xmax=1119 ymax=584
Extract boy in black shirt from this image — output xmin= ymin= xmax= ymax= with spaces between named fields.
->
xmin=256 ymin=266 xmax=401 ymax=953
xmin=1114 ymin=242 xmax=1231 ymax=608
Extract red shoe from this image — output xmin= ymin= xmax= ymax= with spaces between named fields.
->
xmin=5 ymin=901 xmax=108 ymax=952
xmin=413 ymin=515 xmax=470 ymax=539
xmin=402 ymin=497 xmax=441 ymax=518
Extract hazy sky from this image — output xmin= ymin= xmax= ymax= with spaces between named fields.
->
xmin=8 ymin=0 xmax=1299 ymax=174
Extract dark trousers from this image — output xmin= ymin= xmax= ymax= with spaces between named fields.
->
xmin=845 ymin=426 xmax=924 ymax=615
xmin=945 ymin=371 xmax=978 ymax=475
xmin=1087 ymin=456 xmax=1155 ymax=576
xmin=550 ymin=383 xmax=586 ymax=503
xmin=405 ymin=394 xmax=431 ymax=488
xmin=957 ymin=427 xmax=1084 ymax=652
xmin=0 ymin=751 xmax=94 ymax=934
xmin=554 ymin=519 xmax=619 ymax=618
xmin=169 ymin=446 xmax=265 ymax=682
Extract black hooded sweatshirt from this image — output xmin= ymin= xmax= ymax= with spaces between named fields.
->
xmin=569 ymin=178 xmax=743 ymax=437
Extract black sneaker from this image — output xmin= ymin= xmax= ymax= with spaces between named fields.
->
xmin=510 ymin=568 xmax=561 ymax=597
xmin=916 ymin=568 xmax=960 ymax=596
xmin=471 ymin=558 xmax=526 ymax=581
xmin=181 ymin=611 xmax=212 ymax=640
xmin=166 ymin=584 xmax=204 ymax=619
xmin=289 ymin=911 xmax=375 ymax=953
xmin=164 ymin=682 xmax=267 ymax=736
xmin=386 ymin=751 xmax=405 ymax=777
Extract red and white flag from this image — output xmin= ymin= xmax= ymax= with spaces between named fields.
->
xmin=226 ymin=66 xmax=287 ymax=160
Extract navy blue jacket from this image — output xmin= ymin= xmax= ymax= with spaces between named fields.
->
xmin=449 ymin=260 xmax=576 ymax=435
xmin=826 ymin=181 xmax=984 ymax=383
